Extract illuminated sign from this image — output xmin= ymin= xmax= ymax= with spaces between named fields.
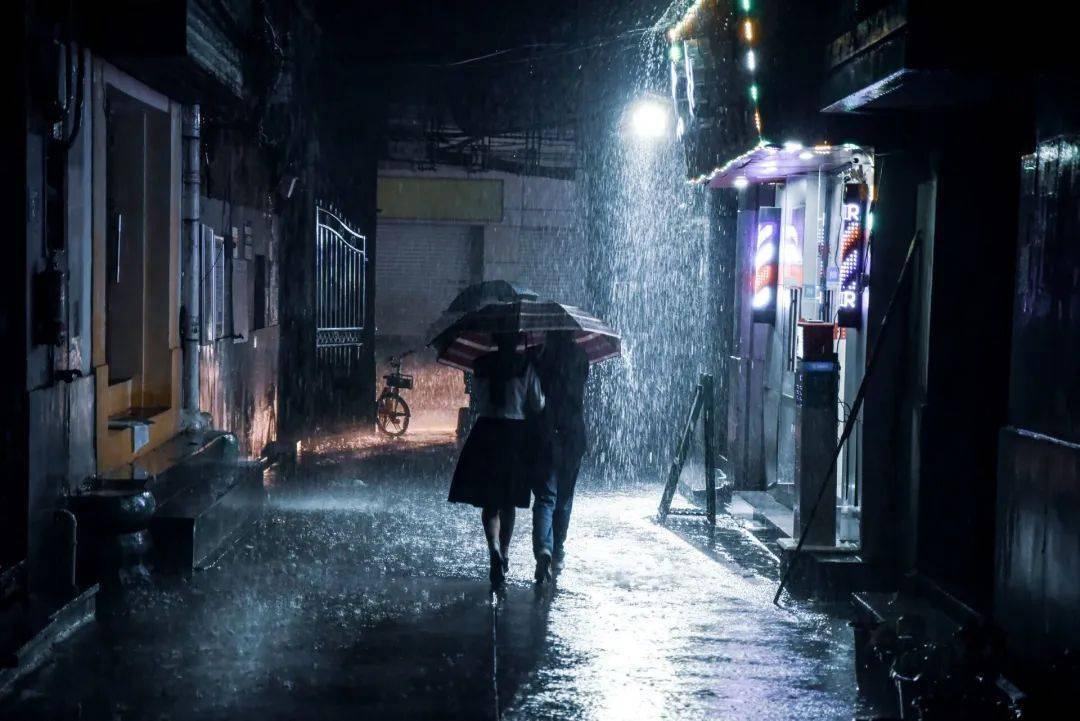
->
xmin=836 ymin=184 xmax=869 ymax=328
xmin=782 ymin=206 xmax=805 ymax=285
xmin=752 ymin=206 xmax=780 ymax=324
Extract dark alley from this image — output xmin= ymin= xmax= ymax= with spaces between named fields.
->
xmin=4 ymin=434 xmax=858 ymax=720
xmin=4 ymin=1 xmax=1080 ymax=720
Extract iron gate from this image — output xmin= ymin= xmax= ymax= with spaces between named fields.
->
xmin=315 ymin=202 xmax=366 ymax=371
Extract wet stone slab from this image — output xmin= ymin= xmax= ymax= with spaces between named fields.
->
xmin=1 ymin=432 xmax=861 ymax=720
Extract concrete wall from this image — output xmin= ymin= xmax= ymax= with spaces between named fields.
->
xmin=16 ymin=46 xmax=98 ymax=590
xmin=198 ymin=198 xmax=282 ymax=458
xmin=374 ymin=163 xmax=585 ymax=430
xmin=995 ymin=135 xmax=1080 ymax=676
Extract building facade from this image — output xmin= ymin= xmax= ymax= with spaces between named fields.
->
xmin=662 ymin=0 xmax=1080 ymax=691
xmin=2 ymin=0 xmax=377 ymax=661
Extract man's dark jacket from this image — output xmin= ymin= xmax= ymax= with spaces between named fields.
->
xmin=533 ymin=340 xmax=589 ymax=463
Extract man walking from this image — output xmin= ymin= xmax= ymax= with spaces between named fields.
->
xmin=532 ymin=331 xmax=590 ymax=584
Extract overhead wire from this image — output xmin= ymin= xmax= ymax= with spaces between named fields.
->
xmin=417 ymin=27 xmax=654 ymax=69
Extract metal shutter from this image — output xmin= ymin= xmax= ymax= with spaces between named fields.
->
xmin=375 ymin=222 xmax=474 ymax=340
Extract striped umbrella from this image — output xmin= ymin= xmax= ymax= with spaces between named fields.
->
xmin=429 ymin=300 xmax=621 ymax=371
xmin=425 ymin=281 xmax=539 ymax=342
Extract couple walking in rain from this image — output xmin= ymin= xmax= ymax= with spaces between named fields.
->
xmin=428 ymin=283 xmax=619 ymax=590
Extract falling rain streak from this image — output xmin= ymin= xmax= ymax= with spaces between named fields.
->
xmin=582 ymin=32 xmax=713 ymax=486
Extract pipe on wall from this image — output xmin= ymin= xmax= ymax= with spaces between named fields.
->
xmin=54 ymin=508 xmax=77 ymax=594
xmin=181 ymin=104 xmax=202 ymax=426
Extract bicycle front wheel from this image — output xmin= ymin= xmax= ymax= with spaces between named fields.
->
xmin=376 ymin=393 xmax=411 ymax=437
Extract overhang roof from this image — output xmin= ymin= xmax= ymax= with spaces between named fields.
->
xmin=703 ymin=141 xmax=872 ymax=188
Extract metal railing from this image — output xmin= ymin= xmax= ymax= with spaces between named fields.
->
xmin=315 ymin=202 xmax=366 ymax=358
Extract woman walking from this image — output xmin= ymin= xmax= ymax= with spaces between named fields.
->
xmin=448 ymin=332 xmax=544 ymax=590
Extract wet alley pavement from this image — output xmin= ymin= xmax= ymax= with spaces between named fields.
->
xmin=2 ymin=433 xmax=861 ymax=721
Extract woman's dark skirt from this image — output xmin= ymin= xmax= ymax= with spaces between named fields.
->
xmin=449 ymin=417 xmax=533 ymax=509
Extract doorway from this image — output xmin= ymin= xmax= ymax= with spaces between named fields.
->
xmin=94 ymin=66 xmax=179 ymax=472
xmin=105 ymin=87 xmax=172 ymax=401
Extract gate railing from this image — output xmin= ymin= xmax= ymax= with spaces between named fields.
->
xmin=315 ymin=202 xmax=366 ymax=352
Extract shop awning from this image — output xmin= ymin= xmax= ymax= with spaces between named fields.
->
xmin=702 ymin=142 xmax=872 ymax=188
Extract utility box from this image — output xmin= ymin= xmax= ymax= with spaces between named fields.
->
xmin=796 ymin=321 xmax=835 ymax=362
xmin=793 ymin=358 xmax=839 ymax=547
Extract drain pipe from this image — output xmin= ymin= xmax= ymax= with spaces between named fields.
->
xmin=181 ymin=105 xmax=202 ymax=428
xmin=54 ymin=509 xmax=77 ymax=595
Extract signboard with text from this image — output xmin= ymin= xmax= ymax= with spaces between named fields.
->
xmin=836 ymin=183 xmax=869 ymax=328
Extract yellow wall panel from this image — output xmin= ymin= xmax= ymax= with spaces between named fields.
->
xmin=377 ymin=177 xmax=503 ymax=222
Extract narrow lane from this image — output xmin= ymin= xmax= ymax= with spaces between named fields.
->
xmin=4 ymin=433 xmax=858 ymax=721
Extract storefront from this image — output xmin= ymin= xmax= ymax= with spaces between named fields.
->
xmin=708 ymin=142 xmax=874 ymax=550
xmin=663 ymin=0 xmax=881 ymax=552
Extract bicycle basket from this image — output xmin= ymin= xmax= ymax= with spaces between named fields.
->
xmin=385 ymin=372 xmax=414 ymax=390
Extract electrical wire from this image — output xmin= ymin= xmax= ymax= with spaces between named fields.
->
xmin=431 ymin=44 xmax=561 ymax=68
xmin=417 ymin=27 xmax=653 ymax=69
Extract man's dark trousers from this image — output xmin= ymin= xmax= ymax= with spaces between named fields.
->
xmin=532 ymin=438 xmax=582 ymax=562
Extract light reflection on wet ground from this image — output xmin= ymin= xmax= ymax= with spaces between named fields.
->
xmin=2 ymin=432 xmax=859 ymax=721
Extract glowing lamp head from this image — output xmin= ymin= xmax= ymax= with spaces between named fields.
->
xmin=628 ymin=100 xmax=669 ymax=140
xmin=733 ymin=175 xmax=750 ymax=190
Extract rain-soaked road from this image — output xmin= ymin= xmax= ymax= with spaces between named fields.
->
xmin=3 ymin=432 xmax=860 ymax=721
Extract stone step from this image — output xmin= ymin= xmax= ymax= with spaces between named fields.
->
xmin=0 ymin=586 xmax=98 ymax=693
xmin=150 ymin=459 xmax=267 ymax=571
xmin=777 ymin=537 xmax=873 ymax=602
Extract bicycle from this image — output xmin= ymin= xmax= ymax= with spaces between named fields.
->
xmin=376 ymin=352 xmax=413 ymax=437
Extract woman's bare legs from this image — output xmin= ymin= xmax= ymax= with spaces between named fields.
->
xmin=482 ymin=506 xmax=517 ymax=587
xmin=482 ymin=507 xmax=501 ymax=554
xmin=498 ymin=506 xmax=516 ymax=556
xmin=482 ymin=507 xmax=504 ymax=587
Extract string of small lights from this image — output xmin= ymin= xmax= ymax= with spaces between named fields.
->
xmin=739 ymin=0 xmax=763 ymax=139
xmin=667 ymin=0 xmax=761 ymax=137
xmin=667 ymin=1 xmax=873 ymax=188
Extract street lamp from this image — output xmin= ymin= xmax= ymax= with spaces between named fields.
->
xmin=627 ymin=99 xmax=668 ymax=140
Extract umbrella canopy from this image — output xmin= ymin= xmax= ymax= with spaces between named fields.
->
xmin=426 ymin=280 xmax=540 ymax=341
xmin=446 ymin=280 xmax=538 ymax=312
xmin=429 ymin=299 xmax=621 ymax=371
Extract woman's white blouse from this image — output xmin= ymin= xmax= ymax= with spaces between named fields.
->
xmin=473 ymin=363 xmax=545 ymax=420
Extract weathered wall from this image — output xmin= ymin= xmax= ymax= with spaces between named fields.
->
xmin=996 ymin=135 xmax=1080 ymax=675
xmin=912 ymin=112 xmax=1025 ymax=613
xmin=15 ymin=43 xmax=97 ymax=589
xmin=198 ymin=197 xmax=281 ymax=457
xmin=2 ymin=1 xmax=30 ymax=572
